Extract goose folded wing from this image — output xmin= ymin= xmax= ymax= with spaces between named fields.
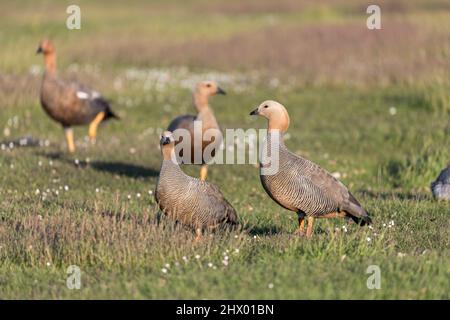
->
xmin=201 ymin=182 xmax=238 ymax=224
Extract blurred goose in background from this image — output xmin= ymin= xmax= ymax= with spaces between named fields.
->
xmin=250 ymin=100 xmax=372 ymax=237
xmin=36 ymin=39 xmax=118 ymax=153
xmin=155 ymin=131 xmax=237 ymax=240
xmin=431 ymin=166 xmax=450 ymax=200
xmin=167 ymin=81 xmax=226 ymax=180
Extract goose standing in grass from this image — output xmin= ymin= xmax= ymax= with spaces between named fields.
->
xmin=431 ymin=166 xmax=450 ymax=200
xmin=36 ymin=39 xmax=118 ymax=153
xmin=249 ymin=100 xmax=372 ymax=237
xmin=167 ymin=81 xmax=226 ymax=180
xmin=155 ymin=131 xmax=237 ymax=240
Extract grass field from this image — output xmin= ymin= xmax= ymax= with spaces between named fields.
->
xmin=0 ymin=0 xmax=449 ymax=299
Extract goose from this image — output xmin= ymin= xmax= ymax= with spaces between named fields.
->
xmin=431 ymin=166 xmax=450 ymax=200
xmin=155 ymin=131 xmax=237 ymax=240
xmin=36 ymin=39 xmax=118 ymax=153
xmin=250 ymin=100 xmax=371 ymax=237
xmin=167 ymin=81 xmax=225 ymax=180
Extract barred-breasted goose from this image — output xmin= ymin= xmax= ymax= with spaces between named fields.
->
xmin=250 ymin=100 xmax=371 ymax=237
xmin=155 ymin=131 xmax=237 ymax=240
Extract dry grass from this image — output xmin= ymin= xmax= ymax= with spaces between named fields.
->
xmin=1 ymin=0 xmax=449 ymax=299
xmin=146 ymin=22 xmax=448 ymax=84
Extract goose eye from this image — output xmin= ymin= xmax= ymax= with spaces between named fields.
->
xmin=206 ymin=83 xmax=211 ymax=88
xmin=264 ymin=105 xmax=268 ymax=109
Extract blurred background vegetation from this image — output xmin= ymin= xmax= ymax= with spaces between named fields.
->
xmin=0 ymin=0 xmax=448 ymax=299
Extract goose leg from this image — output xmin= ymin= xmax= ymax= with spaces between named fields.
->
xmin=294 ymin=212 xmax=305 ymax=236
xmin=194 ymin=228 xmax=203 ymax=242
xmin=200 ymin=164 xmax=208 ymax=181
xmin=64 ymin=127 xmax=75 ymax=153
xmin=306 ymin=216 xmax=315 ymax=237
xmin=88 ymin=111 xmax=105 ymax=143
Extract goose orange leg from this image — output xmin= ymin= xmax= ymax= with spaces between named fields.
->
xmin=194 ymin=228 xmax=203 ymax=242
xmin=64 ymin=127 xmax=75 ymax=153
xmin=88 ymin=111 xmax=105 ymax=143
xmin=200 ymin=164 xmax=208 ymax=181
xmin=306 ymin=216 xmax=315 ymax=237
xmin=294 ymin=212 xmax=305 ymax=236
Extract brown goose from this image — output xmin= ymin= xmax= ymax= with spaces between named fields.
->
xmin=167 ymin=81 xmax=225 ymax=180
xmin=250 ymin=100 xmax=371 ymax=237
xmin=155 ymin=131 xmax=237 ymax=240
xmin=36 ymin=39 xmax=118 ymax=153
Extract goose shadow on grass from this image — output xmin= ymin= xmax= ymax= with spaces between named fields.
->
xmin=245 ymin=225 xmax=282 ymax=236
xmin=89 ymin=161 xmax=159 ymax=178
xmin=36 ymin=151 xmax=159 ymax=178
xmin=359 ymin=189 xmax=431 ymax=201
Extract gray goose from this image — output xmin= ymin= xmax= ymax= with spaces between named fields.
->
xmin=36 ymin=39 xmax=118 ymax=153
xmin=250 ymin=100 xmax=371 ymax=237
xmin=155 ymin=131 xmax=237 ymax=240
xmin=167 ymin=81 xmax=225 ymax=180
xmin=431 ymin=166 xmax=450 ymax=200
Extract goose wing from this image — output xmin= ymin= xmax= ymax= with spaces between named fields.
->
xmin=289 ymin=151 xmax=371 ymax=223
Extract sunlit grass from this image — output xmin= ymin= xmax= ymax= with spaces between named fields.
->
xmin=0 ymin=0 xmax=449 ymax=299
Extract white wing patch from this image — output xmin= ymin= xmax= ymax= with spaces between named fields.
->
xmin=76 ymin=91 xmax=90 ymax=99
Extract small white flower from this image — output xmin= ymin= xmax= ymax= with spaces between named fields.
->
xmin=46 ymin=262 xmax=51 ymax=266
xmin=161 ymin=268 xmax=168 ymax=273
xmin=35 ymin=189 xmax=40 ymax=195
xmin=38 ymin=161 xmax=43 ymax=166
xmin=389 ymin=107 xmax=397 ymax=115
xmin=148 ymin=190 xmax=153 ymax=195
xmin=74 ymin=159 xmax=80 ymax=165
xmin=366 ymin=237 xmax=372 ymax=242
xmin=95 ymin=188 xmax=100 ymax=193
xmin=164 ymin=263 xmax=170 ymax=269
xmin=182 ymin=256 xmax=188 ymax=262
xmin=195 ymin=254 xmax=200 ymax=259
xmin=234 ymin=248 xmax=240 ymax=253
xmin=222 ymin=260 xmax=229 ymax=266
xmin=268 ymin=283 xmax=274 ymax=289
xmin=64 ymin=185 xmax=69 ymax=191
xmin=136 ymin=193 xmax=141 ymax=198
xmin=207 ymin=262 xmax=213 ymax=268
xmin=127 ymin=195 xmax=132 ymax=200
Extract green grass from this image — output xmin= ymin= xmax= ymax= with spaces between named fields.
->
xmin=0 ymin=0 xmax=449 ymax=299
